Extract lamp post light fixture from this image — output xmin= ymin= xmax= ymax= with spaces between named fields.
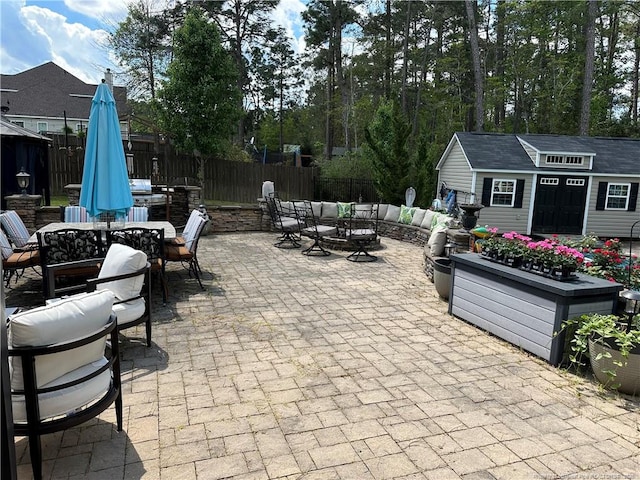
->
xmin=629 ymin=220 xmax=640 ymax=289
xmin=620 ymin=289 xmax=640 ymax=333
xmin=16 ymin=167 xmax=30 ymax=195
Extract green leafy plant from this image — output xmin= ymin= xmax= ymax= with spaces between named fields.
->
xmin=559 ymin=313 xmax=640 ymax=390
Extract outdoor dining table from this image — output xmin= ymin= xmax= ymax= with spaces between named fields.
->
xmin=29 ymin=221 xmax=176 ymax=244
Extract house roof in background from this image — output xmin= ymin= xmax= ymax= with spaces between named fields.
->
xmin=454 ymin=132 xmax=640 ymax=175
xmin=0 ymin=62 xmax=129 ymax=121
xmin=0 ymin=115 xmax=52 ymax=141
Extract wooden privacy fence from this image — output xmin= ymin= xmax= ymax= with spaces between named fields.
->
xmin=47 ymin=137 xmax=317 ymax=204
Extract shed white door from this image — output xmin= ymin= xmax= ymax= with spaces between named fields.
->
xmin=532 ymin=176 xmax=588 ymax=235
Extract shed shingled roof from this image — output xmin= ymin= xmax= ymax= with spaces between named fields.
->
xmin=0 ymin=62 xmax=129 ymax=121
xmin=455 ymin=132 xmax=640 ymax=176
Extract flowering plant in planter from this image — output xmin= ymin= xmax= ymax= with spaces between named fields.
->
xmin=576 ymin=237 xmax=640 ymax=290
xmin=524 ymin=238 xmax=557 ymax=267
xmin=551 ymin=244 xmax=585 ymax=270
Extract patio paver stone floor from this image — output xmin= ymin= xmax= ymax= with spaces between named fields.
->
xmin=6 ymin=232 xmax=640 ymax=479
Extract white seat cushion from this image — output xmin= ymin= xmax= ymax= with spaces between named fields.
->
xmin=12 ymin=358 xmax=111 ymax=423
xmin=112 ymin=298 xmax=146 ymax=326
xmin=321 ymin=202 xmax=338 ymax=219
xmin=383 ymin=205 xmax=402 ymax=222
xmin=8 ymin=290 xmax=115 ymax=390
xmin=98 ymin=244 xmax=147 ymax=301
xmin=411 ymin=208 xmax=427 ymax=227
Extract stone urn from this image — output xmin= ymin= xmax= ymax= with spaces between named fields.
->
xmin=459 ymin=203 xmax=484 ymax=231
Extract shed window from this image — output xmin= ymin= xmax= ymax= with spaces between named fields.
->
xmin=606 ymin=183 xmax=630 ymax=210
xmin=37 ymin=122 xmax=47 ymax=133
xmin=491 ymin=179 xmax=516 ymax=206
xmin=567 ymin=179 xmax=585 ymax=187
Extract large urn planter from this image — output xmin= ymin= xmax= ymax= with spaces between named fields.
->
xmin=433 ymin=258 xmax=451 ymax=300
xmin=588 ymin=336 xmax=640 ymax=395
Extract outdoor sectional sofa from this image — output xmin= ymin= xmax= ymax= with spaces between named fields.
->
xmin=276 ymin=200 xmax=470 ymax=280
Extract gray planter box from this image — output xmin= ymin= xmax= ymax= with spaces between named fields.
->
xmin=448 ymin=253 xmax=623 ymax=366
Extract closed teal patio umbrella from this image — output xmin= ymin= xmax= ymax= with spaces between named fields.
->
xmin=79 ymin=80 xmax=133 ymax=224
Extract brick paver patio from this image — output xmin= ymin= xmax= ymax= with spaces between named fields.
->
xmin=7 ymin=232 xmax=640 ymax=479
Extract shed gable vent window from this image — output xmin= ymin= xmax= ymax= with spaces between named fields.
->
xmin=544 ymin=155 xmax=584 ymax=166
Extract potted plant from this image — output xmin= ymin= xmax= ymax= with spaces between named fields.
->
xmin=559 ymin=294 xmax=640 ymax=395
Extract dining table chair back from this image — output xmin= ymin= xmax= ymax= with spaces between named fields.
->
xmin=60 ymin=205 xmax=91 ymax=223
xmin=0 ymin=210 xmax=34 ymax=249
xmin=165 ymin=214 xmax=208 ymax=290
xmin=37 ymin=228 xmax=106 ymax=299
xmin=1 ymin=228 xmax=39 ymax=286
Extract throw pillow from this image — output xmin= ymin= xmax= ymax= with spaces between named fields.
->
xmin=428 ymin=225 xmax=448 ymax=257
xmin=377 ymin=204 xmax=389 ymax=220
xmin=421 ymin=210 xmax=436 ymax=230
xmin=398 ymin=205 xmax=417 ymax=225
xmin=383 ymin=205 xmax=402 ymax=223
xmin=310 ymin=201 xmax=323 ymax=219
xmin=321 ymin=202 xmax=338 ymax=219
xmin=337 ymin=202 xmax=353 ymax=218
xmin=411 ymin=208 xmax=427 ymax=227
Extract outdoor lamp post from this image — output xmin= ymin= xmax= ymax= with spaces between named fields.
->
xmin=620 ymin=289 xmax=640 ymax=333
xmin=629 ymin=220 xmax=640 ymax=289
xmin=16 ymin=167 xmax=30 ymax=195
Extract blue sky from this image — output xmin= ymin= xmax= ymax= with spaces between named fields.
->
xmin=1 ymin=0 xmax=306 ymax=85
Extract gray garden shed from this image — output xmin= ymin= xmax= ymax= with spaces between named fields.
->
xmin=437 ymin=132 xmax=639 ymax=238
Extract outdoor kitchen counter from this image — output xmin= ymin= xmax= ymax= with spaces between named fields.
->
xmin=448 ymin=253 xmax=623 ymax=366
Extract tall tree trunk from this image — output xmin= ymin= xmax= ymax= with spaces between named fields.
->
xmin=465 ymin=0 xmax=484 ymax=132
xmin=384 ymin=0 xmax=392 ymax=99
xmin=579 ymin=0 xmax=598 ymax=136
xmin=334 ymin=5 xmax=349 ymax=151
xmin=400 ymin=1 xmax=412 ymax=114
xmin=494 ymin=0 xmax=505 ymax=129
xmin=631 ymin=20 xmax=640 ymax=125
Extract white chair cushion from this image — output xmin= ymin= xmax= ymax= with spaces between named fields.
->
xmin=98 ymin=244 xmax=147 ymax=301
xmin=321 ymin=202 xmax=338 ymax=219
xmin=383 ymin=205 xmax=402 ymax=222
xmin=310 ymin=202 xmax=323 ymax=218
xmin=411 ymin=208 xmax=427 ymax=227
xmin=354 ymin=204 xmax=373 ymax=219
xmin=421 ymin=210 xmax=437 ymax=230
xmin=428 ymin=225 xmax=448 ymax=257
xmin=183 ymin=209 xmax=204 ymax=239
xmin=112 ymin=298 xmax=146 ymax=326
xmin=0 ymin=229 xmax=14 ymax=260
xmin=12 ymin=359 xmax=111 ymax=423
xmin=8 ymin=290 xmax=115 ymax=390
xmin=377 ymin=204 xmax=389 ymax=220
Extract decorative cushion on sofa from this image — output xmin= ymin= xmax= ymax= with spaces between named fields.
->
xmin=310 ymin=201 xmax=323 ymax=219
xmin=383 ymin=205 xmax=402 ymax=223
xmin=377 ymin=204 xmax=389 ymax=220
xmin=321 ymin=202 xmax=338 ymax=219
xmin=398 ymin=205 xmax=417 ymax=225
xmin=97 ymin=243 xmax=147 ymax=301
xmin=337 ymin=202 xmax=354 ymax=218
xmin=421 ymin=210 xmax=437 ymax=230
xmin=411 ymin=208 xmax=427 ymax=227
xmin=8 ymin=289 xmax=115 ymax=390
xmin=355 ymin=204 xmax=373 ymax=219
xmin=428 ymin=225 xmax=448 ymax=257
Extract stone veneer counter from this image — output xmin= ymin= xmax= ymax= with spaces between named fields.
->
xmin=448 ymin=253 xmax=623 ymax=366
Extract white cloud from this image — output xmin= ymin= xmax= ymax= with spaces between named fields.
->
xmin=64 ymin=0 xmax=130 ymax=21
xmin=271 ymin=0 xmax=306 ymax=54
xmin=20 ymin=5 xmax=115 ymax=84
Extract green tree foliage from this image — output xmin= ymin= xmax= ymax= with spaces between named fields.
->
xmin=157 ymin=7 xmax=241 ymax=163
xmin=364 ymin=99 xmax=412 ymax=205
xmin=109 ymin=0 xmax=173 ymax=100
